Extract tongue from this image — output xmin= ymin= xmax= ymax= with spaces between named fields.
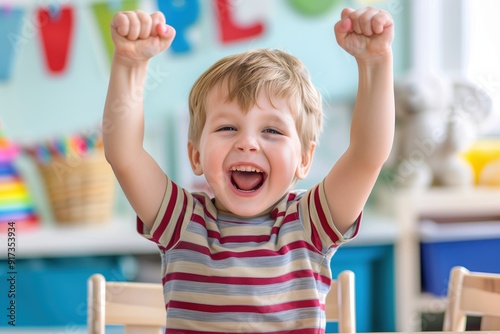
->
xmin=232 ymin=171 xmax=263 ymax=191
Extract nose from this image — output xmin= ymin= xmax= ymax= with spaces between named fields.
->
xmin=235 ymin=132 xmax=259 ymax=152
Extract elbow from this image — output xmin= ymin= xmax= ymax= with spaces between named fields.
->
xmin=103 ymin=149 xmax=116 ymax=167
xmin=103 ymin=144 xmax=128 ymax=171
xmin=369 ymin=147 xmax=394 ymax=171
xmin=102 ymin=139 xmax=116 ymax=165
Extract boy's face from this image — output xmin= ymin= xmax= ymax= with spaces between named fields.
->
xmin=188 ymin=86 xmax=314 ymax=217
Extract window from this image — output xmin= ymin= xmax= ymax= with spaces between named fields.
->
xmin=409 ymin=0 xmax=500 ymax=136
xmin=466 ymin=0 xmax=500 ymax=136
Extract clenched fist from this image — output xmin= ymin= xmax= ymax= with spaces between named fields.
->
xmin=111 ymin=10 xmax=176 ymax=64
xmin=334 ymin=7 xmax=393 ymax=62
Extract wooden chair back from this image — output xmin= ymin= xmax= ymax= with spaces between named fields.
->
xmin=88 ymin=270 xmax=356 ymax=333
xmin=443 ymin=266 xmax=500 ymax=331
xmin=326 ymin=270 xmax=356 ymax=333
xmin=87 ymin=274 xmax=165 ymax=334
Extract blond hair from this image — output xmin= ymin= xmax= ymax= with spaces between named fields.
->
xmin=188 ymin=48 xmax=323 ymax=152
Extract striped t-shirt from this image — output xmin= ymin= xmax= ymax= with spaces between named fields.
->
xmin=138 ymin=176 xmax=360 ymax=334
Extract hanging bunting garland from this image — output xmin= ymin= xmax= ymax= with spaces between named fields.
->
xmin=214 ymin=0 xmax=264 ymax=44
xmin=156 ymin=0 xmax=199 ymax=54
xmin=287 ymin=0 xmax=340 ymax=16
xmin=37 ymin=5 xmax=75 ymax=74
xmin=0 ymin=7 xmax=24 ymax=81
xmin=91 ymin=0 xmax=138 ymax=64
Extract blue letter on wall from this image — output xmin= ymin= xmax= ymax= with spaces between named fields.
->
xmin=157 ymin=0 xmax=199 ymax=54
xmin=0 ymin=7 xmax=24 ymax=81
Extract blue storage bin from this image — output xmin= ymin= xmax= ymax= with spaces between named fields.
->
xmin=0 ymin=256 xmax=135 ymax=328
xmin=420 ymin=219 xmax=500 ymax=296
xmin=326 ymin=244 xmax=395 ymax=333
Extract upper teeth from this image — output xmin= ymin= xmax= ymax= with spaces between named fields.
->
xmin=230 ymin=166 xmax=263 ymax=173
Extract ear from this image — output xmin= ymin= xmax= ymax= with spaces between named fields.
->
xmin=188 ymin=141 xmax=203 ymax=176
xmin=295 ymin=142 xmax=316 ymax=180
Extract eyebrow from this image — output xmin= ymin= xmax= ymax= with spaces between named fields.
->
xmin=207 ymin=100 xmax=294 ymax=124
xmin=265 ymin=113 xmax=289 ymax=125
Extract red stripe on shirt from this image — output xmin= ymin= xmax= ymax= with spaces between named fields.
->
xmin=163 ymin=270 xmax=331 ymax=288
xmin=174 ymin=240 xmax=319 ymax=260
xmin=287 ymin=193 xmax=297 ymax=202
xmin=191 ymin=213 xmax=207 ymax=228
xmin=216 ymin=234 xmax=273 ymax=244
xmin=309 ymin=217 xmax=323 ymax=252
xmin=152 ymin=182 xmax=179 ymax=243
xmin=165 ymin=189 xmax=189 ymax=249
xmin=193 ymin=193 xmax=217 ymax=221
xmin=163 ymin=269 xmax=324 ymax=286
xmin=304 ymin=190 xmax=324 ymax=252
xmin=198 ymin=223 xmax=277 ymax=244
xmin=168 ymin=298 xmax=320 ymax=313
xmin=313 ymin=186 xmax=339 ymax=244
xmin=282 ymin=210 xmax=300 ymax=225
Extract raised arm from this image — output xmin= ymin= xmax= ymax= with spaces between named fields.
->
xmin=324 ymin=7 xmax=395 ymax=234
xmin=103 ymin=11 xmax=175 ymax=228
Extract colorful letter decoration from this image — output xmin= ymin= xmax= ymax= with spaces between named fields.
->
xmin=214 ymin=0 xmax=264 ymax=44
xmin=157 ymin=0 xmax=200 ymax=54
xmin=92 ymin=0 xmax=138 ymax=63
xmin=37 ymin=6 xmax=75 ymax=74
xmin=0 ymin=7 xmax=24 ymax=81
xmin=288 ymin=0 xmax=339 ymax=16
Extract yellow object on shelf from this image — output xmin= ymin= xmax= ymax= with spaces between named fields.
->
xmin=479 ymin=158 xmax=500 ymax=186
xmin=462 ymin=139 xmax=500 ymax=184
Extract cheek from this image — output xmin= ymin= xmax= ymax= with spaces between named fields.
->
xmin=269 ymin=144 xmax=301 ymax=170
xmin=200 ymin=145 xmax=225 ymax=173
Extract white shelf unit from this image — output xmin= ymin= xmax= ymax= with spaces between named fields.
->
xmin=389 ymin=186 xmax=500 ymax=331
xmin=0 ymin=217 xmax=158 ymax=259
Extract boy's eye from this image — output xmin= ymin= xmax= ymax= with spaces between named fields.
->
xmin=217 ymin=126 xmax=236 ymax=131
xmin=263 ymin=128 xmax=282 ymax=135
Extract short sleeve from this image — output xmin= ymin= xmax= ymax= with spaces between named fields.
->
xmin=298 ymin=181 xmax=361 ymax=254
xmin=137 ymin=175 xmax=194 ymax=250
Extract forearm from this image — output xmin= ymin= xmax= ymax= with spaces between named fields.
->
xmin=349 ymin=54 xmax=395 ymax=168
xmin=102 ymin=57 xmax=149 ymax=167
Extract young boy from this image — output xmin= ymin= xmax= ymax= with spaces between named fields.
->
xmin=103 ymin=6 xmax=394 ymax=334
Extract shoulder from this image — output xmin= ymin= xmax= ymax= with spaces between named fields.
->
xmin=287 ymin=183 xmax=324 ymax=204
xmin=269 ymin=187 xmax=314 ymax=219
xmin=191 ymin=191 xmax=218 ymax=220
xmin=288 ymin=189 xmax=308 ymax=202
xmin=278 ymin=183 xmax=327 ymax=218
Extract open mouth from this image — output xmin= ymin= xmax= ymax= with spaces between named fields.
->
xmin=229 ymin=166 xmax=266 ymax=192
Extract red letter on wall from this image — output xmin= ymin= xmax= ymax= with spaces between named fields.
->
xmin=37 ymin=6 xmax=74 ymax=74
xmin=215 ymin=0 xmax=264 ymax=44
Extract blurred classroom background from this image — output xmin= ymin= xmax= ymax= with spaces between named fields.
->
xmin=0 ymin=0 xmax=499 ymax=332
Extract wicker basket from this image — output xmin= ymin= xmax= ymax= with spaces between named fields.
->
xmin=38 ymin=151 xmax=115 ymax=224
